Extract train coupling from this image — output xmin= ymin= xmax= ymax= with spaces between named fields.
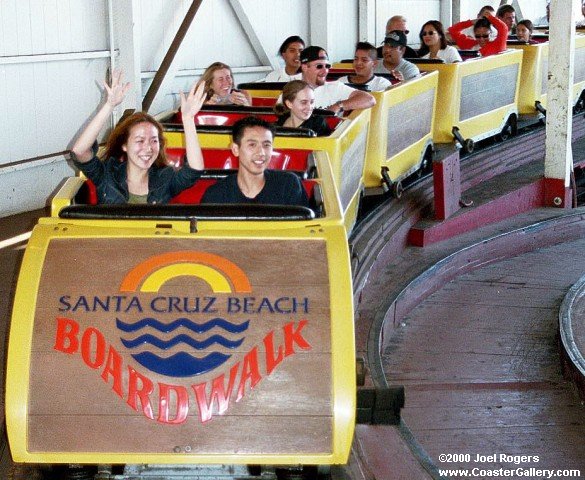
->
xmin=452 ymin=127 xmax=474 ymax=154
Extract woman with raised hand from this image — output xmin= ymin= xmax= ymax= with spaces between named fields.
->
xmin=71 ymin=70 xmax=206 ymax=204
xmin=448 ymin=10 xmax=508 ymax=57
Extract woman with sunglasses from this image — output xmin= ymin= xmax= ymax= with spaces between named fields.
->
xmin=417 ymin=20 xmax=462 ymax=63
xmin=448 ymin=10 xmax=508 ymax=57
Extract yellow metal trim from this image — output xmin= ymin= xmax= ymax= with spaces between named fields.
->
xmin=418 ymin=50 xmax=523 ymax=144
xmin=50 ymin=177 xmax=86 ymax=217
xmin=365 ymin=72 xmax=438 ymax=186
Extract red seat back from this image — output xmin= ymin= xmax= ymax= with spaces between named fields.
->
xmin=165 ymin=147 xmax=310 ymax=171
xmin=169 ymin=178 xmax=218 ymax=204
xmin=252 ymin=97 xmax=278 ymax=107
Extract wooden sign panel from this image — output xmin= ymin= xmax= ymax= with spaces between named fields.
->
xmin=28 ymin=237 xmax=332 ymax=455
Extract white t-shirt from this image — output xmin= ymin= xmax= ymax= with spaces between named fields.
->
xmin=337 ymin=75 xmax=392 ymax=91
xmin=261 ymin=68 xmax=302 ymax=82
xmin=420 ymin=45 xmax=462 ymax=63
xmin=313 ymin=81 xmax=359 ymax=109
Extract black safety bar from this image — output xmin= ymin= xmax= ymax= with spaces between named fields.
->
xmin=59 ymin=203 xmax=316 ymax=221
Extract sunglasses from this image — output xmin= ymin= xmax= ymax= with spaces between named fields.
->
xmin=422 ymin=31 xmax=437 ymax=36
xmin=313 ymin=63 xmax=332 ymax=69
xmin=475 ymin=34 xmax=490 ymax=39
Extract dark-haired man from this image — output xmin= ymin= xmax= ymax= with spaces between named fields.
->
xmin=201 ymin=116 xmax=309 ymax=207
xmin=337 ymin=42 xmax=392 ymax=91
xmin=374 ymin=31 xmax=420 ymax=82
xmin=496 ymin=4 xmax=516 ymax=34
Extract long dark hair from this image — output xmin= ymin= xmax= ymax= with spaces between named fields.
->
xmin=417 ymin=20 xmax=448 ymax=57
xmin=100 ymin=112 xmax=167 ymax=167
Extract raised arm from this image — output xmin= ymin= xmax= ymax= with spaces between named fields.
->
xmin=344 ymin=90 xmax=376 ymax=110
xmin=448 ymin=19 xmax=477 ymax=50
xmin=485 ymin=13 xmax=509 ymax=53
xmin=71 ymin=70 xmax=131 ymax=163
xmin=179 ymin=81 xmax=206 ymax=170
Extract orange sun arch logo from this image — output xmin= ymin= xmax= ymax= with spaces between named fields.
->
xmin=119 ymin=251 xmax=252 ymax=294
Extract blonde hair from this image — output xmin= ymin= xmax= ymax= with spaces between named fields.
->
xmin=200 ymin=62 xmax=233 ymax=101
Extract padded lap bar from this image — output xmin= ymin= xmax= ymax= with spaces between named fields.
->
xmin=59 ymin=203 xmax=316 ymax=221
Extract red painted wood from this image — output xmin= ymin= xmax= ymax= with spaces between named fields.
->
xmin=433 ymin=150 xmax=461 ymax=220
xmin=543 ymin=177 xmax=572 ymax=208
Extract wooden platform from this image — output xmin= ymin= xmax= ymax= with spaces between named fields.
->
xmin=383 ymin=234 xmax=585 ymax=473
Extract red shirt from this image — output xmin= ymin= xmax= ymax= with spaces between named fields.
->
xmin=448 ymin=15 xmax=509 ymax=57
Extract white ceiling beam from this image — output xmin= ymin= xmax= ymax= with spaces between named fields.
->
xmin=358 ymin=0 xmax=376 ymax=42
xmin=111 ymin=0 xmax=141 ymax=115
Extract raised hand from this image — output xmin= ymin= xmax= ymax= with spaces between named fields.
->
xmin=180 ymin=81 xmax=206 ymax=118
xmin=104 ymin=69 xmax=131 ymax=108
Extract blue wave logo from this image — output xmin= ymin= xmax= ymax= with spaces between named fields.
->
xmin=117 ymin=317 xmax=250 ymax=377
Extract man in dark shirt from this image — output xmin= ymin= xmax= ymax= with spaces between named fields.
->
xmin=201 ymin=116 xmax=310 ymax=207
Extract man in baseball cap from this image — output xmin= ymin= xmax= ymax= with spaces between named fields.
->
xmin=376 ymin=15 xmax=418 ymax=58
xmin=374 ymin=30 xmax=420 ymax=82
xmin=291 ymin=45 xmax=375 ymax=114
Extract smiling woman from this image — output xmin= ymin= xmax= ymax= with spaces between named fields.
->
xmin=201 ymin=62 xmax=252 ymax=106
xmin=70 ymin=70 xmax=207 ymax=205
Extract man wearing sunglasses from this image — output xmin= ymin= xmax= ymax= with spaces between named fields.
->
xmin=374 ymin=31 xmax=420 ymax=82
xmin=296 ymin=46 xmax=375 ymax=115
xmin=376 ymin=15 xmax=418 ymax=59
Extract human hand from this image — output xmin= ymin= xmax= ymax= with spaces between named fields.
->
xmin=180 ymin=81 xmax=206 ymax=118
xmin=229 ymin=90 xmax=250 ymax=106
xmin=391 ymin=70 xmax=404 ymax=82
xmin=207 ymin=94 xmax=221 ymax=105
xmin=103 ymin=69 xmax=131 ymax=108
xmin=327 ymin=101 xmax=344 ymax=115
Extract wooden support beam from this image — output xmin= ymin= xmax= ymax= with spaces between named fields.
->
xmin=142 ymin=0 xmax=204 ymax=113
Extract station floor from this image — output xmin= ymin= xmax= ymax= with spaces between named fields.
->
xmin=383 ymin=227 xmax=585 ymax=477
xmin=2 ymin=138 xmax=585 ymax=479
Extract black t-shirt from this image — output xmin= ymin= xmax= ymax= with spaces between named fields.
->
xmin=201 ymin=170 xmax=310 ymax=208
xmin=276 ymin=114 xmax=332 ymax=137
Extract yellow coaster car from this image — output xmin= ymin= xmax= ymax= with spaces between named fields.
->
xmin=6 ymin=146 xmax=356 ymax=470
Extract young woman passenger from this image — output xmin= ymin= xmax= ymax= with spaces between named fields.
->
xmin=71 ymin=71 xmax=204 ymax=204
xmin=262 ymin=36 xmax=305 ymax=82
xmin=448 ymin=10 xmax=508 ymax=57
xmin=274 ymin=80 xmax=332 ymax=137
xmin=70 ymin=70 xmax=206 ymax=205
xmin=417 ymin=20 xmax=462 ymax=63
xmin=201 ymin=62 xmax=252 ymax=106
xmin=516 ymin=20 xmax=536 ymax=43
